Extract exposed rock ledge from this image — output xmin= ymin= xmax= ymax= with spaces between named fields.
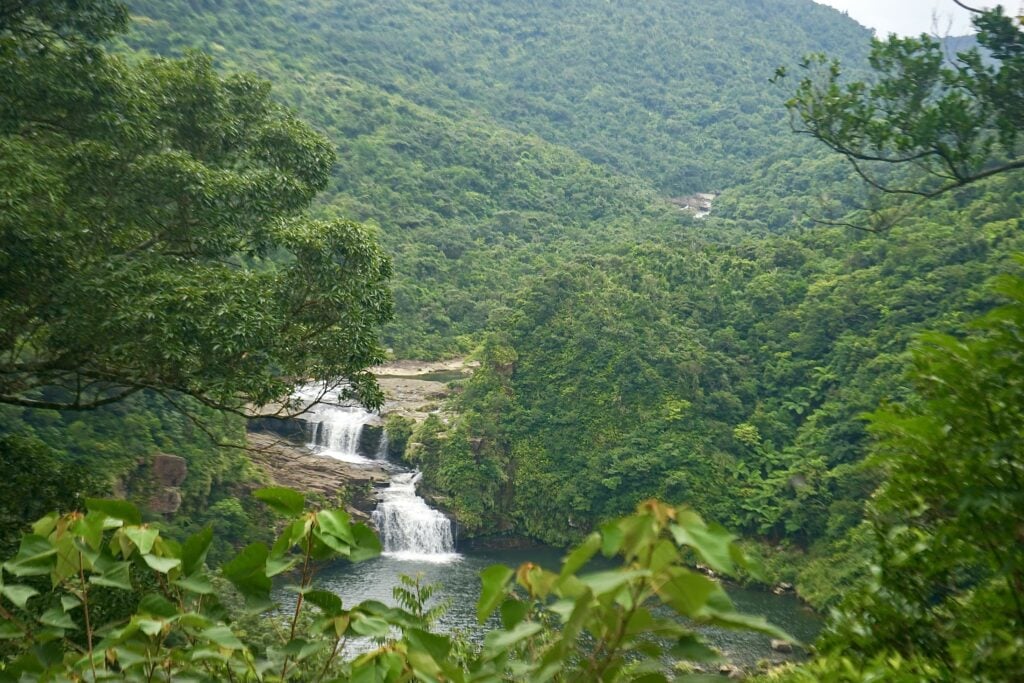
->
xmin=245 ymin=432 xmax=391 ymax=521
xmin=373 ymin=357 xmax=478 ymax=422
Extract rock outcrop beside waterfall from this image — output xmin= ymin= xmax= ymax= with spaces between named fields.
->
xmin=245 ymin=432 xmax=390 ymax=521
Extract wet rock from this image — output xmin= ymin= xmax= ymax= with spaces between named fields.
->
xmin=245 ymin=432 xmax=391 ymax=521
xmin=771 ymin=582 xmax=794 ymax=595
xmin=770 ymin=639 xmax=794 ymax=654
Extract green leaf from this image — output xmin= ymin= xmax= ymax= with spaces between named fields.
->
xmin=89 ymin=560 xmax=132 ymax=590
xmin=0 ymin=621 xmax=23 ymax=639
xmin=85 ymin=499 xmax=141 ymax=525
xmin=305 ymin=590 xmax=343 ymax=616
xmin=138 ymin=594 xmax=178 ymax=619
xmin=700 ymin=608 xmax=793 ymax=641
xmin=477 ymin=564 xmax=513 ymax=623
xmin=348 ymin=522 xmax=382 ymax=562
xmin=40 ymin=607 xmax=76 ymax=630
xmin=181 ymin=526 xmax=213 ymax=576
xmin=671 ymin=634 xmax=721 ymax=662
xmin=222 ymin=543 xmax=271 ymax=604
xmin=60 ymin=595 xmax=81 ymax=612
xmin=4 ymin=535 xmax=57 ymax=577
xmin=316 ymin=509 xmax=355 ymax=544
xmin=578 ymin=568 xmax=649 ymax=597
xmin=201 ymin=625 xmax=245 ymax=651
xmin=350 ymin=614 xmax=391 ymax=637
xmin=500 ymin=598 xmax=529 ymax=630
xmin=124 ymin=527 xmax=159 ymax=555
xmin=142 ymin=554 xmax=181 ymax=574
xmin=266 ymin=555 xmax=299 ymax=577
xmin=174 ymin=573 xmax=215 ymax=595
xmin=670 ymin=511 xmax=736 ymax=575
xmin=254 ymin=487 xmax=305 ymax=517
xmin=559 ymin=532 xmax=600 ymax=579
xmin=654 ymin=569 xmax=719 ymax=617
xmin=483 ymin=621 xmax=543 ymax=656
xmin=0 ymin=584 xmax=39 ymax=609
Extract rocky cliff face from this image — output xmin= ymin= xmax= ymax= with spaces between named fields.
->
xmin=245 ymin=432 xmax=391 ymax=521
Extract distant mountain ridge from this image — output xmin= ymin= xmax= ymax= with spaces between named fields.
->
xmin=126 ymin=0 xmax=871 ymax=195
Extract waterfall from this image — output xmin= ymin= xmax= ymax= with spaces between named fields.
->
xmin=306 ymin=406 xmax=376 ymax=463
xmin=295 ymin=385 xmax=458 ymax=561
xmin=372 ymin=472 xmax=457 ymax=561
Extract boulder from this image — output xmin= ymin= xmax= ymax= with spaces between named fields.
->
xmin=148 ymin=487 xmax=182 ymax=515
xmin=719 ymin=663 xmax=745 ymax=680
xmin=770 ymin=639 xmax=794 ymax=654
xmin=151 ymin=453 xmax=187 ymax=487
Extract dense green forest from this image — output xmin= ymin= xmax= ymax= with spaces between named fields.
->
xmin=2 ymin=0 xmax=1023 ymax=680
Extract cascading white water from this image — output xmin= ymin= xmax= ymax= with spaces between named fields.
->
xmin=372 ymin=472 xmax=457 ymax=562
xmin=306 ymin=406 xmax=377 ymax=463
xmin=295 ymin=385 xmax=458 ymax=561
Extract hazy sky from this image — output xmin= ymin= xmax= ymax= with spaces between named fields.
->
xmin=814 ymin=0 xmax=1008 ymax=36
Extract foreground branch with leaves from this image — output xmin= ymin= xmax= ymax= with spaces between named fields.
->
xmin=0 ymin=490 xmax=789 ymax=682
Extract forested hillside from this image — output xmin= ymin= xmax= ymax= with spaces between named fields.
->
xmin=119 ymin=0 xmax=875 ymax=355
xmin=3 ymin=0 xmax=1023 ymax=679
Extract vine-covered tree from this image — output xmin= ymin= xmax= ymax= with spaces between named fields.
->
xmin=0 ymin=0 xmax=393 ymax=414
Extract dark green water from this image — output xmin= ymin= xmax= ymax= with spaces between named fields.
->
xmin=311 ymin=545 xmax=821 ymax=668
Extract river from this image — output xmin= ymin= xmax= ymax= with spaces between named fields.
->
xmin=290 ymin=391 xmax=821 ymax=669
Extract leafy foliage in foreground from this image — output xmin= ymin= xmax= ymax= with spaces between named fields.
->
xmin=0 ymin=492 xmax=786 ymax=681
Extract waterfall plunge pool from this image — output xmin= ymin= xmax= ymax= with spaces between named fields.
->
xmin=307 ymin=544 xmax=822 ymax=668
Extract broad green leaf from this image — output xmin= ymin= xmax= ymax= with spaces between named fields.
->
xmin=700 ymin=608 xmax=793 ymax=641
xmin=600 ymin=520 xmax=624 ymax=557
xmin=670 ymin=512 xmax=736 ymax=575
xmin=138 ymin=594 xmax=178 ymax=619
xmin=350 ymin=614 xmax=391 ymax=637
xmin=317 ymin=509 xmax=355 ymax=544
xmin=137 ymin=618 xmax=165 ymax=637
xmin=4 ymin=535 xmax=57 ymax=577
xmin=181 ymin=526 xmax=213 ymax=576
xmin=89 ymin=560 xmax=132 ymax=590
xmin=85 ymin=499 xmax=141 ymax=525
xmin=222 ymin=543 xmax=271 ymax=603
xmin=654 ymin=569 xmax=718 ymax=617
xmin=0 ymin=584 xmax=38 ymax=608
xmin=0 ymin=621 xmax=22 ymax=639
xmin=477 ymin=564 xmax=513 ymax=623
xmin=39 ymin=607 xmax=76 ymax=630
xmin=500 ymin=598 xmax=529 ymax=630
xmin=31 ymin=513 xmax=59 ymax=538
xmin=559 ymin=532 xmax=601 ymax=579
xmin=124 ymin=527 xmax=159 ymax=555
xmin=305 ymin=590 xmax=343 ymax=616
xmin=671 ymin=634 xmax=721 ymax=662
xmin=266 ymin=555 xmax=299 ymax=577
xmin=578 ymin=568 xmax=649 ymax=597
xmin=254 ymin=487 xmax=305 ymax=517
xmin=142 ymin=554 xmax=181 ymax=574
xmin=60 ymin=595 xmax=81 ymax=612
xmin=200 ymin=625 xmax=245 ymax=650
xmin=174 ymin=572 xmax=215 ymax=595
xmin=348 ymin=522 xmax=382 ymax=562
xmin=483 ymin=621 xmax=543 ymax=656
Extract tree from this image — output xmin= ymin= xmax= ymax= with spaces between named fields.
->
xmin=0 ymin=1 xmax=393 ymax=415
xmin=781 ymin=4 xmax=1023 ymax=201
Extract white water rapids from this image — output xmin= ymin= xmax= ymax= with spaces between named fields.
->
xmin=296 ymin=387 xmax=458 ymax=562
